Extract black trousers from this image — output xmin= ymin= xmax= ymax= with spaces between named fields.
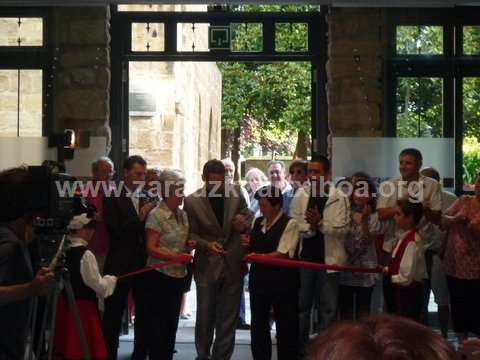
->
xmin=142 ymin=270 xmax=184 ymax=360
xmin=103 ymin=276 xmax=148 ymax=360
xmin=384 ymin=277 xmax=423 ymax=322
xmin=339 ymin=285 xmax=373 ymax=320
xmin=250 ymin=290 xmax=299 ymax=360
xmin=446 ymin=275 xmax=480 ymax=335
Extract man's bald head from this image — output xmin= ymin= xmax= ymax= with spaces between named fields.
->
xmin=420 ymin=167 xmax=440 ymax=182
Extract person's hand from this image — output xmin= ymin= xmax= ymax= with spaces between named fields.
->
xmin=206 ymin=241 xmax=225 ymax=255
xmin=30 ymin=268 xmax=55 ymax=296
xmin=186 ymin=240 xmax=197 ymax=252
xmin=232 ymin=214 xmax=247 ymax=233
xmin=454 ymin=213 xmax=469 ymax=225
xmin=352 ymin=212 xmax=363 ymax=224
xmin=382 ymin=266 xmax=389 ymax=274
xmin=458 ymin=339 xmax=480 ymax=360
xmin=305 ymin=207 xmax=321 ymax=229
xmin=94 ymin=212 xmax=103 ymax=222
xmin=240 ymin=234 xmax=250 ymax=247
xmin=139 ymin=201 xmax=157 ymax=221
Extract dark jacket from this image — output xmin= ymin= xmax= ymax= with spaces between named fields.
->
xmin=0 ymin=226 xmax=33 ymax=360
xmin=103 ymin=190 xmax=147 ymax=276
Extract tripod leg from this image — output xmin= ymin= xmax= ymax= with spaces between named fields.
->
xmin=63 ymin=279 xmax=91 ymax=360
xmin=34 ymin=294 xmax=50 ymax=359
xmin=46 ymin=284 xmax=62 ymax=360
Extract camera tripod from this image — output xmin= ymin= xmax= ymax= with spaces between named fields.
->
xmin=31 ymin=237 xmax=91 ymax=360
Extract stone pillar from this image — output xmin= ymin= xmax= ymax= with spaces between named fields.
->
xmin=326 ymin=8 xmax=387 ymax=138
xmin=53 ymin=7 xmax=111 ymax=152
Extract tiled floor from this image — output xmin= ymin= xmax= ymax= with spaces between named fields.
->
xmin=118 ymin=280 xmax=456 ymax=360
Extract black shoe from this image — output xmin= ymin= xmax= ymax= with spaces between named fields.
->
xmin=236 ymin=321 xmax=251 ymax=330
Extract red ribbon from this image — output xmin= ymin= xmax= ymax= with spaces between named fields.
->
xmin=243 ymin=254 xmax=383 ymax=273
xmin=117 ymin=254 xmax=193 ymax=280
xmin=117 ymin=253 xmax=383 ymax=280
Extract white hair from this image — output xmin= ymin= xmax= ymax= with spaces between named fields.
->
xmin=159 ymin=169 xmax=185 ymax=198
xmin=246 ymin=167 xmax=268 ymax=182
xmin=92 ymin=156 xmax=114 ymax=171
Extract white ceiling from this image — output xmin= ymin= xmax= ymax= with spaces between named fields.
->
xmin=2 ymin=0 xmax=480 ymax=7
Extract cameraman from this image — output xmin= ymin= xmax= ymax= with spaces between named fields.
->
xmin=0 ymin=166 xmax=55 ymax=359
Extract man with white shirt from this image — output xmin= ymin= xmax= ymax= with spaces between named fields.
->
xmin=378 ymin=149 xmax=442 ymax=252
xmin=377 ymin=149 xmax=442 ymax=324
xmin=420 ymin=167 xmax=457 ymax=338
xmin=103 ymin=155 xmax=156 ymax=360
xmin=267 ymin=160 xmax=294 ymax=215
xmin=289 ymin=155 xmax=350 ymax=348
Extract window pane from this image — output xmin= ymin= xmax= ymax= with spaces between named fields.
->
xmin=19 ymin=70 xmax=43 ymax=137
xmin=275 ymin=23 xmax=308 ymax=52
xmin=131 ymin=23 xmax=164 ymax=52
xmin=231 ymin=23 xmax=262 ymax=52
xmin=396 ymin=77 xmax=443 ymax=138
xmin=177 ymin=23 xmax=209 ymax=52
xmin=463 ymin=26 xmax=480 ymax=55
xmin=463 ymin=77 xmax=480 ymax=191
xmin=0 ymin=70 xmax=18 ymax=136
xmin=396 ymin=26 xmax=443 ymax=55
xmin=118 ymin=4 xmax=207 ymax=12
xmin=0 ymin=17 xmax=43 ymax=46
xmin=0 ymin=69 xmax=42 ymax=137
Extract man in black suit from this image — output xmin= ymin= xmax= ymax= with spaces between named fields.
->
xmin=102 ymin=155 xmax=156 ymax=360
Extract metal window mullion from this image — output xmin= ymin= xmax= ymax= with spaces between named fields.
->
xmin=17 ymin=68 xmax=20 ymax=137
xmin=263 ymin=19 xmax=274 ymax=55
xmin=454 ymin=76 xmax=464 ymax=194
xmin=164 ymin=20 xmax=177 ymax=54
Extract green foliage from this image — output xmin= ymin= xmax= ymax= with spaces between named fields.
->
xmin=396 ymin=77 xmax=443 ymax=138
xmin=463 ymin=137 xmax=480 ymax=186
xmin=219 ymin=10 xmax=311 ymax=157
xmin=463 ymin=26 xmax=480 ymax=55
xmin=219 ymin=61 xmax=311 ymax=156
xmin=396 ymin=26 xmax=443 ymax=55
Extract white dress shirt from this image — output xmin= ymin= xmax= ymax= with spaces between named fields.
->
xmin=289 ymin=184 xmax=350 ymax=270
xmin=69 ymin=236 xmax=117 ymax=298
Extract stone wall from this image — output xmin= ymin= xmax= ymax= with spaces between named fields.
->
xmin=128 ymin=61 xmax=222 ymax=194
xmin=53 ymin=7 xmax=111 ymax=153
xmin=326 ymin=8 xmax=387 ymax=138
xmin=125 ymin=5 xmax=222 ymax=193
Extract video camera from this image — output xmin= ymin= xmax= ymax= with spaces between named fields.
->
xmin=27 ymin=164 xmax=80 ymax=267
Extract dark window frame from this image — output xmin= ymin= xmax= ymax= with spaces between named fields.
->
xmin=0 ymin=7 xmax=53 ymax=137
xmin=386 ymin=7 xmax=480 ymax=194
xmin=110 ymin=5 xmax=329 ymax=170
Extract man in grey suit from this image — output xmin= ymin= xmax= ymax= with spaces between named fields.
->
xmin=184 ymin=160 xmax=251 ymax=360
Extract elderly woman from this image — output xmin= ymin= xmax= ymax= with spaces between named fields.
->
xmin=442 ymin=174 xmax=480 ymax=342
xmin=143 ymin=169 xmax=195 ymax=360
xmin=244 ymin=167 xmax=269 ymax=217
xmin=241 ymin=185 xmax=300 ymax=360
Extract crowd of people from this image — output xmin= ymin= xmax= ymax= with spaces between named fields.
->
xmin=1 ymin=147 xmax=480 ymax=360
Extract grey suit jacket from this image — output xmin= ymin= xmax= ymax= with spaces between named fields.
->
xmin=184 ymin=184 xmax=250 ymax=284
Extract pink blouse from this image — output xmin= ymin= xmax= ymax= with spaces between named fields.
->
xmin=443 ymin=196 xmax=480 ymax=279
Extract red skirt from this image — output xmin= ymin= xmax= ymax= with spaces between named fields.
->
xmin=53 ymin=295 xmax=107 ymax=360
